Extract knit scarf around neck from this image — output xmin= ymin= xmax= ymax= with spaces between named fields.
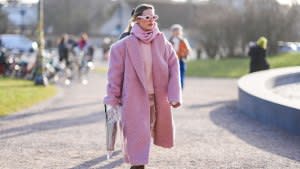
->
xmin=131 ymin=23 xmax=160 ymax=44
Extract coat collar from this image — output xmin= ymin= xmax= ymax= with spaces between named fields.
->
xmin=125 ymin=35 xmax=147 ymax=91
xmin=125 ymin=34 xmax=164 ymax=92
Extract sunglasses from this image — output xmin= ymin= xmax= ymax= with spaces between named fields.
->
xmin=137 ymin=15 xmax=159 ymax=21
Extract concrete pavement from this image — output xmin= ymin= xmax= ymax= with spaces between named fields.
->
xmin=0 ymin=73 xmax=299 ymax=169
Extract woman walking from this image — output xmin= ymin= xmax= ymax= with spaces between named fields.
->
xmin=103 ymin=4 xmax=182 ymax=169
xmin=169 ymin=24 xmax=191 ymax=89
xmin=58 ymin=34 xmax=70 ymax=66
xmin=248 ymin=36 xmax=270 ymax=73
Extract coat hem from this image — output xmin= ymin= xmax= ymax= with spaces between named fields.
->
xmin=125 ymin=159 xmax=149 ymax=166
xmin=153 ymin=142 xmax=174 ymax=149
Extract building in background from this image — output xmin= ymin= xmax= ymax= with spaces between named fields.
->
xmin=0 ymin=2 xmax=37 ymax=35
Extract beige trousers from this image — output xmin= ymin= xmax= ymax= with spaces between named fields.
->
xmin=149 ymin=94 xmax=156 ymax=138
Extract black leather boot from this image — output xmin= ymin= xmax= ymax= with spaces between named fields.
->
xmin=130 ymin=165 xmax=145 ymax=169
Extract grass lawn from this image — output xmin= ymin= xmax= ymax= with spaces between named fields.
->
xmin=186 ymin=52 xmax=300 ymax=78
xmin=0 ymin=78 xmax=57 ymax=116
xmin=94 ymin=66 xmax=108 ymax=74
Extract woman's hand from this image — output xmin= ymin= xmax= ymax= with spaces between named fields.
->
xmin=170 ymin=101 xmax=181 ymax=108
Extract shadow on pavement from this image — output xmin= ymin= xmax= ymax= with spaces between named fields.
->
xmin=187 ymin=100 xmax=229 ymax=109
xmin=0 ymin=110 xmax=104 ymax=140
xmin=209 ymin=100 xmax=300 ymax=162
xmin=98 ymin=159 xmax=123 ymax=169
xmin=0 ymin=101 xmax=101 ymax=121
xmin=69 ymin=151 xmax=123 ymax=169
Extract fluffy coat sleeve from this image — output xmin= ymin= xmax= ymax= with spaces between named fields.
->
xmin=103 ymin=42 xmax=125 ymax=106
xmin=165 ymin=39 xmax=182 ymax=104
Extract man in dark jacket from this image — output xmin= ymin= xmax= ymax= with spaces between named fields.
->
xmin=58 ymin=34 xmax=70 ymax=66
xmin=248 ymin=36 xmax=270 ymax=73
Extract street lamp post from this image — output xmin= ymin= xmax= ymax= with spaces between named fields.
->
xmin=20 ymin=8 xmax=25 ymax=34
xmin=33 ymin=0 xmax=47 ymax=85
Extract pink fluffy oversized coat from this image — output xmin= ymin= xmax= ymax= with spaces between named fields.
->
xmin=103 ymin=32 xmax=182 ymax=165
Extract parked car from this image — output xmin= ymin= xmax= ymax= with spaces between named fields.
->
xmin=278 ymin=41 xmax=299 ymax=53
xmin=0 ymin=34 xmax=38 ymax=53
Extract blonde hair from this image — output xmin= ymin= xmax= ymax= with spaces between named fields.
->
xmin=256 ymin=36 xmax=268 ymax=49
xmin=171 ymin=24 xmax=183 ymax=31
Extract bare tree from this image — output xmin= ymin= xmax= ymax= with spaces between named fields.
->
xmin=241 ymin=0 xmax=286 ymax=54
xmin=191 ymin=0 xmax=300 ymax=58
xmin=44 ymin=0 xmax=114 ymax=35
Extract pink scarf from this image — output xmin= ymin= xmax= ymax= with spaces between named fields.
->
xmin=131 ymin=23 xmax=160 ymax=44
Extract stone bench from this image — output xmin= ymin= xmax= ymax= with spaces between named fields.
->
xmin=238 ymin=67 xmax=300 ymax=135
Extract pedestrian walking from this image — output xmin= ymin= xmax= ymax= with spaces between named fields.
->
xmin=77 ymin=32 xmax=89 ymax=51
xmin=169 ymin=24 xmax=191 ymax=89
xmin=248 ymin=36 xmax=270 ymax=73
xmin=101 ymin=37 xmax=113 ymax=61
xmin=0 ymin=42 xmax=6 ymax=75
xmin=103 ymin=4 xmax=182 ymax=169
xmin=58 ymin=34 xmax=70 ymax=66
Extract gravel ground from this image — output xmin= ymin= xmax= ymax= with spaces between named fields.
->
xmin=0 ymin=73 xmax=299 ymax=169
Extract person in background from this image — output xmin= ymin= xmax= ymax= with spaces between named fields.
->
xmin=78 ymin=32 xmax=88 ymax=50
xmin=67 ymin=35 xmax=78 ymax=55
xmin=76 ymin=33 xmax=90 ymax=78
xmin=87 ymin=45 xmax=95 ymax=62
xmin=101 ymin=37 xmax=113 ymax=61
xmin=248 ymin=36 xmax=270 ymax=73
xmin=104 ymin=4 xmax=182 ymax=169
xmin=169 ymin=24 xmax=191 ymax=89
xmin=58 ymin=34 xmax=70 ymax=66
xmin=0 ymin=40 xmax=6 ymax=75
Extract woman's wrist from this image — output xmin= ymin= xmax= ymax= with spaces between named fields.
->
xmin=170 ymin=101 xmax=177 ymax=105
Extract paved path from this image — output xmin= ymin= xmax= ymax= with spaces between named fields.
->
xmin=0 ymin=73 xmax=299 ymax=169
